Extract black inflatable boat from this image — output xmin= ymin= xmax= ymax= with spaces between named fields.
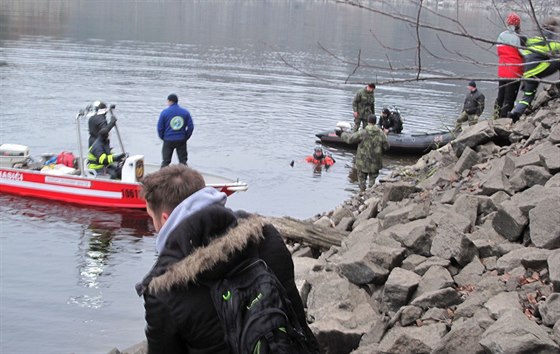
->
xmin=315 ymin=128 xmax=453 ymax=154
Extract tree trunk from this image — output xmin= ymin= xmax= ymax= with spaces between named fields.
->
xmin=264 ymin=216 xmax=348 ymax=250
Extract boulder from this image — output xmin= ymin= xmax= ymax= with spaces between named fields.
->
xmin=529 ymin=197 xmax=560 ymax=249
xmin=479 ymin=310 xmax=560 ymax=353
xmin=451 ymin=121 xmax=497 ymax=156
xmin=381 ymin=268 xmax=421 ymax=311
xmin=431 ymin=318 xmax=486 ymax=354
xmin=549 ymin=250 xmax=560 ymax=292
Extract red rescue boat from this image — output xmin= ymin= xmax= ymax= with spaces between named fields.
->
xmin=0 ymin=107 xmax=248 ymax=209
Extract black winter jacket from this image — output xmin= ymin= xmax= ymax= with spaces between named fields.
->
xmin=462 ymin=89 xmax=485 ymax=115
xmin=88 ymin=113 xmax=115 ymax=147
xmin=137 ymin=204 xmax=319 ymax=354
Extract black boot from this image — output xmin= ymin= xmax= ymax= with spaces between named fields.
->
xmin=507 ymin=111 xmax=520 ymax=123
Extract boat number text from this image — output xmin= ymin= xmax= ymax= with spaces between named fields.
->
xmin=0 ymin=171 xmax=23 ymax=181
xmin=122 ymin=188 xmax=139 ymax=199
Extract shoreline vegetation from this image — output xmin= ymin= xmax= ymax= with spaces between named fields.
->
xmin=111 ymin=85 xmax=560 ymax=353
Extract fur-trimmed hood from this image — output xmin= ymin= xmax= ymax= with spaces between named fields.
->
xmin=137 ymin=206 xmax=266 ymax=296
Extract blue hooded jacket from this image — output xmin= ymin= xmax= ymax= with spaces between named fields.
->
xmin=157 ymin=103 xmax=194 ymax=142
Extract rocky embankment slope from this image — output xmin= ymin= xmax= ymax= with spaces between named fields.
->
xmin=111 ymin=88 xmax=560 ymax=354
xmin=294 ymin=89 xmax=560 ymax=353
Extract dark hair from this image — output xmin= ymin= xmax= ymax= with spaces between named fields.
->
xmin=140 ymin=165 xmax=205 ymax=215
xmin=167 ymin=94 xmax=178 ymax=103
xmin=367 ymin=83 xmax=376 ymax=89
xmin=367 ymin=114 xmax=377 ymax=124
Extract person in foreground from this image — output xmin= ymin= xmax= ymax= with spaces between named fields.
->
xmin=136 ymin=165 xmax=320 ymax=354
xmin=157 ymin=94 xmax=194 ymax=168
xmin=454 ymin=80 xmax=485 ymax=132
xmin=508 ymin=17 xmax=560 ymax=122
xmin=87 ymin=131 xmax=126 ymax=179
xmin=336 ymin=114 xmax=389 ymax=191
xmin=352 ymin=83 xmax=376 ymax=132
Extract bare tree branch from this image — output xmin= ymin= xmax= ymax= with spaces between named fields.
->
xmin=414 ymin=0 xmax=423 ymax=79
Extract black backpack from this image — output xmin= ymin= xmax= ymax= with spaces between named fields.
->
xmin=208 ymin=258 xmax=314 ymax=354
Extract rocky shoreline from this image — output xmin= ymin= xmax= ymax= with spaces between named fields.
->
xmin=110 ymin=86 xmax=560 ymax=354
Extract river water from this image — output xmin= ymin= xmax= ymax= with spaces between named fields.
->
xmin=0 ymin=0 xmax=527 ymax=352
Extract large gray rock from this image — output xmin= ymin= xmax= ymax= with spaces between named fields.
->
xmin=429 ymin=209 xmax=472 ymax=233
xmin=413 ymin=257 xmax=451 ymax=276
xmin=512 ymin=120 xmax=536 ymax=138
xmin=431 ymin=318 xmax=486 ymax=354
xmin=343 ymin=218 xmax=380 ymax=251
xmin=354 ymin=198 xmax=380 ymax=224
xmin=480 ymin=156 xmax=515 ymax=195
xmin=430 ymin=223 xmax=478 ymax=266
xmin=496 ymin=247 xmax=551 ymax=273
xmin=451 ymin=120 xmax=497 ymax=156
xmin=512 ymin=147 xmax=542 ymax=169
xmin=453 ymin=194 xmax=479 ymax=230
xmin=549 ymin=251 xmax=560 ymax=292
xmin=539 ymin=293 xmax=560 ymax=327
xmin=382 ymin=182 xmax=421 ymax=205
xmin=549 ymin=123 xmax=560 ymax=143
xmin=454 ymin=291 xmax=495 ymax=320
xmin=454 ymin=256 xmax=485 ymax=287
xmin=484 ymin=292 xmax=522 ymax=320
xmin=412 ymin=265 xmax=454 ymax=299
xmin=454 ymin=146 xmax=479 ymax=173
xmin=492 ymin=201 xmax=528 ymax=241
xmin=383 ymin=218 xmax=436 ymax=257
xmin=381 ymin=267 xmax=421 ymax=311
xmin=379 ymin=203 xmax=416 ymax=230
xmin=490 ymin=118 xmax=513 ymax=137
xmin=510 ymin=185 xmax=560 ymax=215
xmin=509 ymin=165 xmax=552 ymax=192
xmin=479 ymin=310 xmax=560 ymax=353
xmin=545 ymin=173 xmax=560 ymax=187
xmin=377 ymin=323 xmax=448 ymax=354
xmin=536 ymin=141 xmax=560 ymax=173
xmin=337 ymin=242 xmax=405 ymax=285
xmin=331 ymin=206 xmax=355 ymax=225
xmin=307 ymin=272 xmax=378 ymax=353
xmin=410 ymin=287 xmax=463 ymax=309
xmin=529 ymin=197 xmax=560 ymax=249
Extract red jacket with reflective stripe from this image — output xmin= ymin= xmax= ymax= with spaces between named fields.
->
xmin=497 ymin=45 xmax=524 ymax=78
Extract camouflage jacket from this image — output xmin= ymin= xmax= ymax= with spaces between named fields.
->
xmin=352 ymin=88 xmax=375 ymax=119
xmin=341 ymin=124 xmax=389 ymax=173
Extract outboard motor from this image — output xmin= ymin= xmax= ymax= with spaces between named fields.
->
xmin=121 ymin=155 xmax=144 ymax=183
xmin=336 ymin=121 xmax=352 ymax=132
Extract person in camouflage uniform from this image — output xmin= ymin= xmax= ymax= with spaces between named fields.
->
xmin=337 ymin=114 xmax=389 ymax=191
xmin=352 ymin=83 xmax=376 ymax=132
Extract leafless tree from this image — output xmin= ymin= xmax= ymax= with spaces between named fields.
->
xmin=280 ymin=0 xmax=559 ymax=86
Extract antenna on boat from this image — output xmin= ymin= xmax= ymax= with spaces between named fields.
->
xmin=108 ymin=104 xmax=126 ymax=154
xmin=75 ymin=109 xmax=87 ymax=177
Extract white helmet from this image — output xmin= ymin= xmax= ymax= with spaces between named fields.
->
xmin=93 ymin=100 xmax=107 ymax=110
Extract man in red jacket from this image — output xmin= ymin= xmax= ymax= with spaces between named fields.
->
xmin=494 ymin=12 xmax=526 ymax=118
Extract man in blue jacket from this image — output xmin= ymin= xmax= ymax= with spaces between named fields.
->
xmin=157 ymin=94 xmax=194 ymax=168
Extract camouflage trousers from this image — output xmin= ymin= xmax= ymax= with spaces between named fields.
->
xmin=454 ymin=111 xmax=479 ymax=132
xmin=354 ymin=117 xmax=367 ymax=132
xmin=358 ymin=171 xmax=379 ymax=191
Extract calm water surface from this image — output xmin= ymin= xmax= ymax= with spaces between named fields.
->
xmin=1 ymin=1 xmax=505 ymax=352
